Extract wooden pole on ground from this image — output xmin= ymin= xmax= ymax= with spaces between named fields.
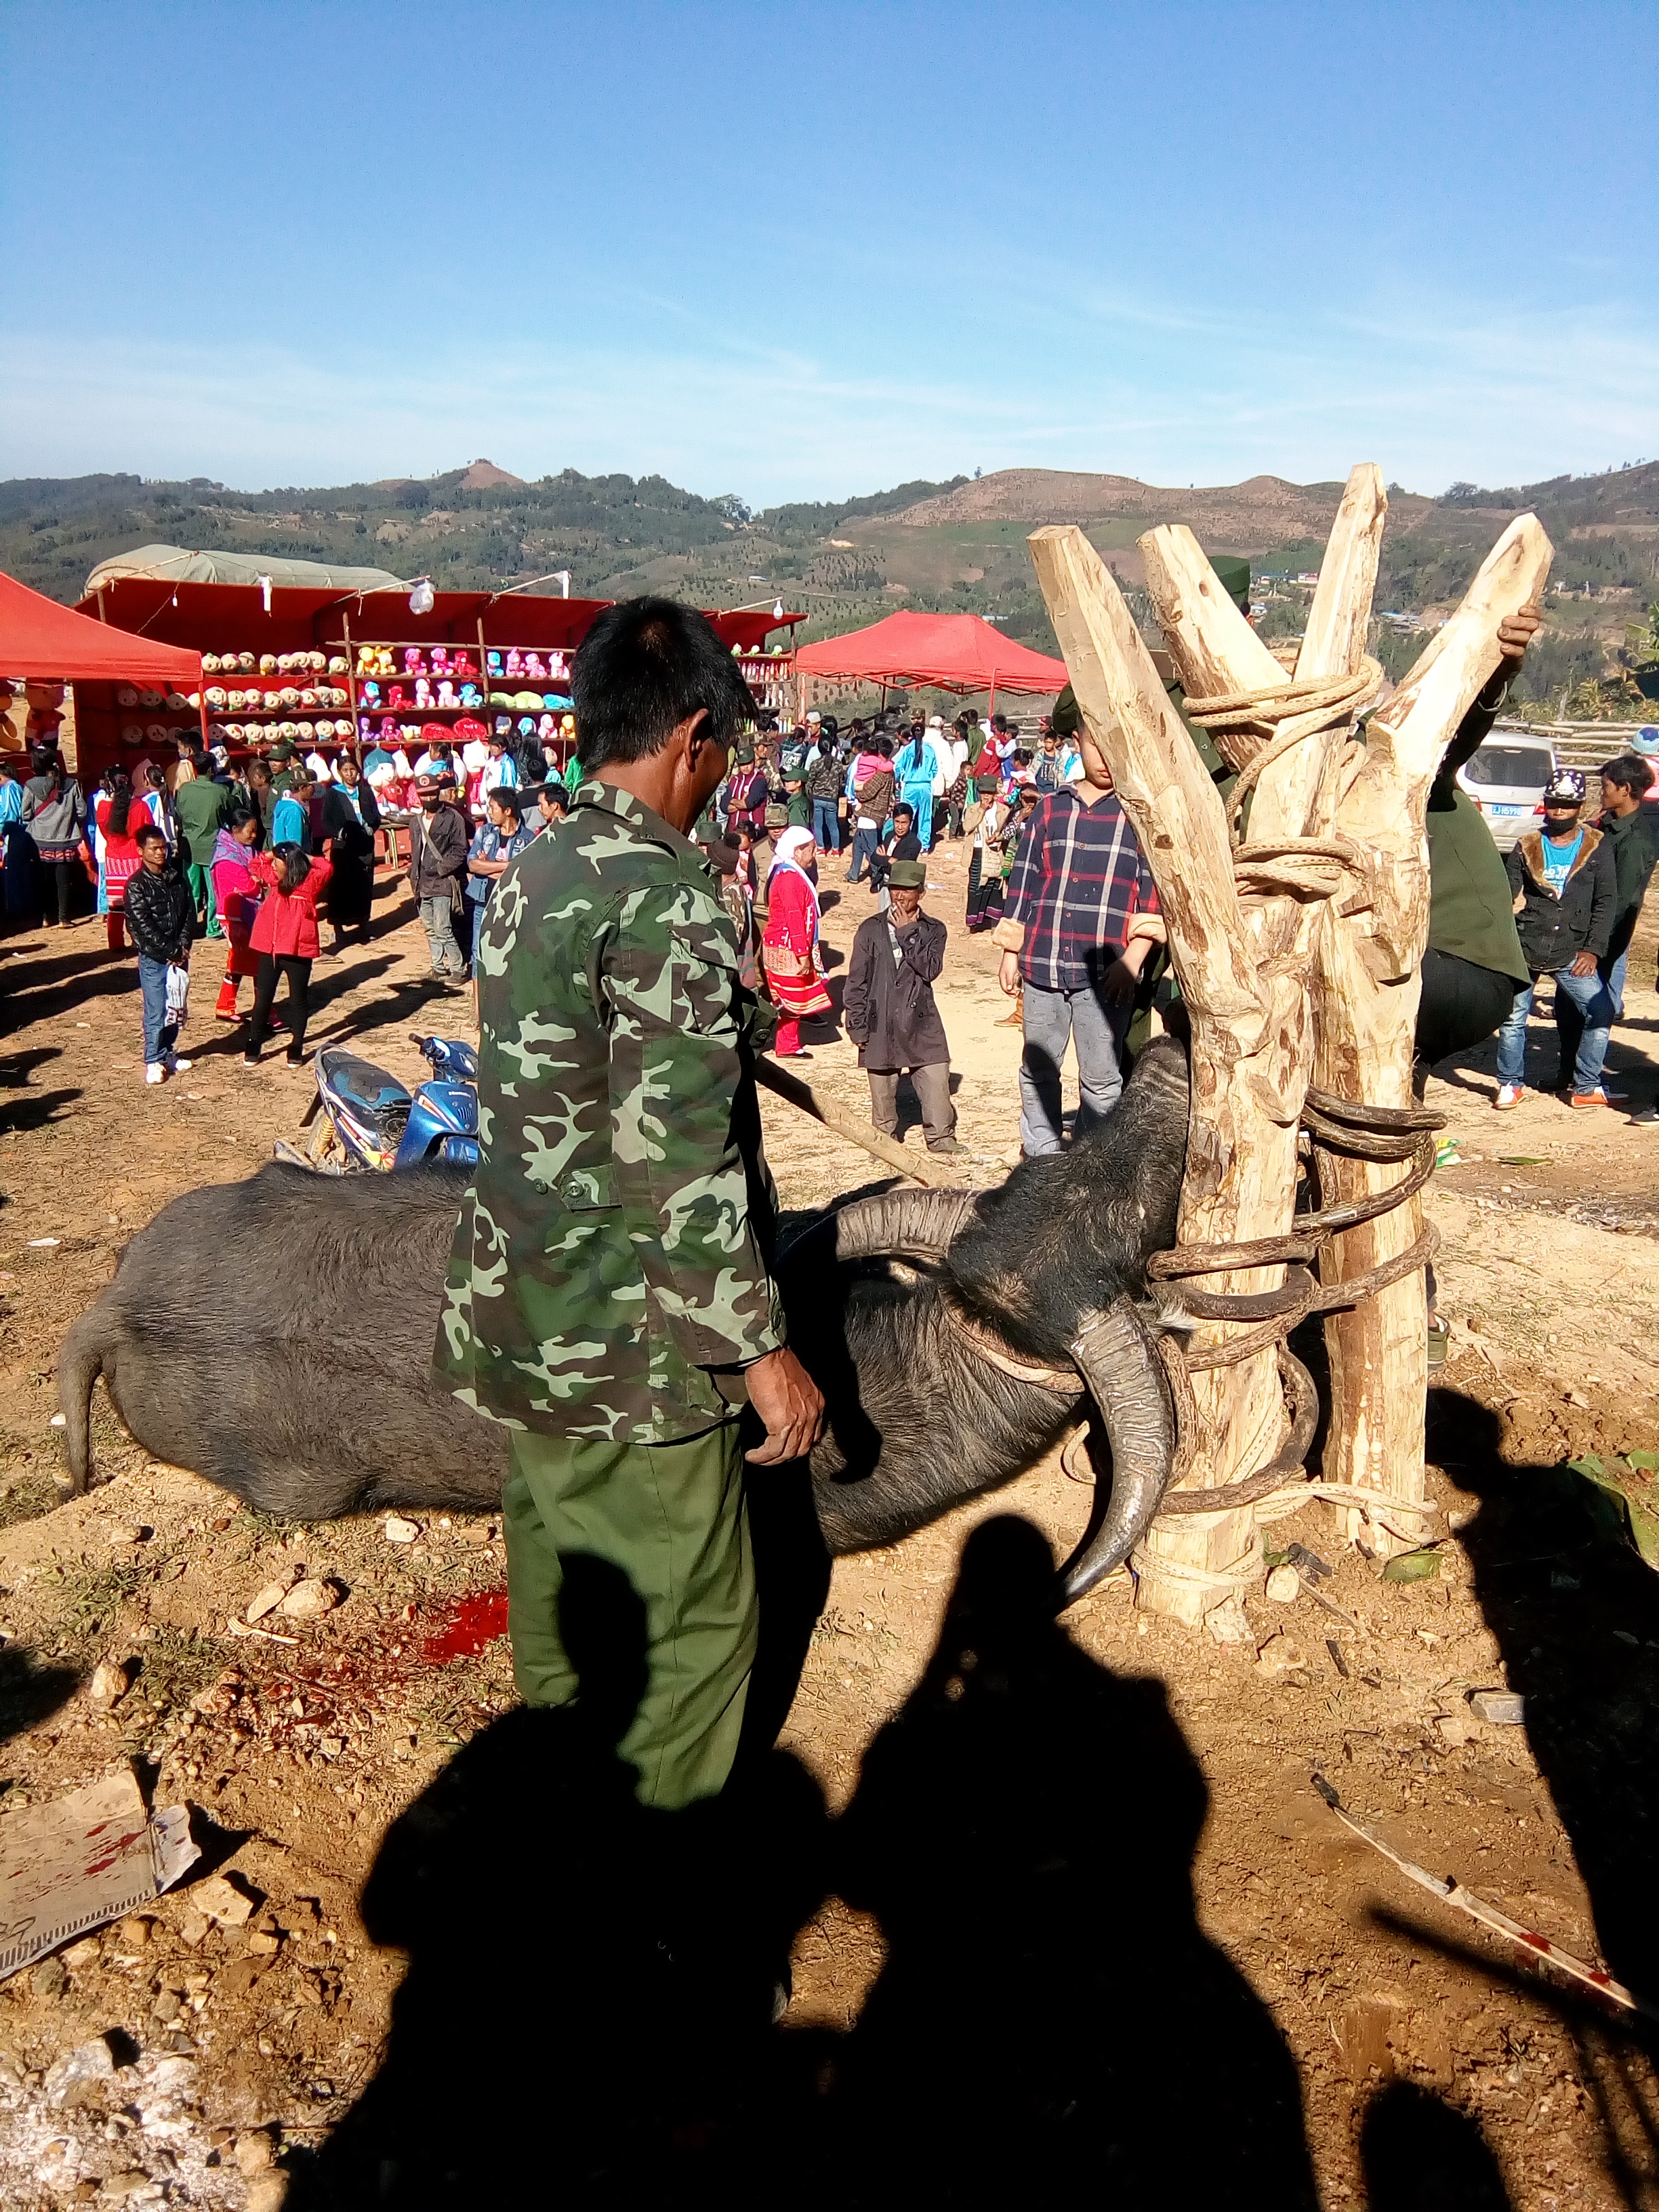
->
xmin=1310 ymin=514 xmax=1553 ymax=1547
xmin=754 ymin=1057 xmax=963 ymax=1190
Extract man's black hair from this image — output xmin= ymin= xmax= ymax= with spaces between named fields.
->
xmin=893 ymin=802 xmax=915 ymax=821
xmin=991 ymin=713 xmax=1009 ymax=733
xmin=134 ymin=821 xmax=166 ymax=848
xmin=489 ymin=785 xmax=524 ymax=820
xmin=1601 ymin=752 xmax=1651 ymax=797
xmin=875 ymin=737 xmax=893 ymax=758
xmin=573 ymin=596 xmax=756 ymax=773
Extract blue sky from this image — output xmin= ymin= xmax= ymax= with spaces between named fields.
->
xmin=2 ymin=1 xmax=1654 ymax=504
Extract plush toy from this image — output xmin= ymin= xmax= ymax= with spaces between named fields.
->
xmin=430 ymin=646 xmax=450 ymax=676
xmin=413 ymin=677 xmax=432 ymax=710
xmin=403 ymin=647 xmax=424 ymax=676
xmin=452 ymin=651 xmax=475 ymax=678
xmin=504 ymin=648 xmax=523 ymax=679
xmin=485 ymin=650 xmax=504 ymax=679
xmin=297 ymin=721 xmax=315 ymax=743
xmin=260 ymin=654 xmax=278 ymax=676
xmin=523 ymin=651 xmax=546 ymax=682
xmin=388 ymin=684 xmax=407 ymax=711
xmin=537 ymin=712 xmax=556 ymax=741
xmin=436 ymin=680 xmax=457 ymax=709
xmin=459 ymin=683 xmax=483 ymax=708
xmin=205 ymin=687 xmax=226 ymax=710
xmin=380 ymin=714 xmax=399 ymax=740
xmin=329 ymin=654 xmax=349 ymax=676
xmin=201 ymin=656 xmax=221 ymax=676
xmin=516 ymin=716 xmax=536 ymax=741
xmin=493 ymin=715 xmax=514 ymax=739
xmin=549 ymin=651 xmax=569 ymax=682
xmin=360 ymin=681 xmax=382 ymax=709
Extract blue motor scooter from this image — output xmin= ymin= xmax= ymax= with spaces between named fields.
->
xmin=298 ymin=1033 xmax=480 ymax=1172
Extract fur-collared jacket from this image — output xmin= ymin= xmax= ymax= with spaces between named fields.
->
xmin=1504 ymin=824 xmax=1616 ymax=975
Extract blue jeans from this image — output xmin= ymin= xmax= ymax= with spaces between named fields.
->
xmin=848 ymin=825 xmax=880 ymax=882
xmin=1018 ymin=978 xmax=1132 ymax=1155
xmin=139 ymin=954 xmax=180 ymax=1069
xmin=812 ymin=798 xmax=841 ymax=853
xmin=1495 ymin=964 xmax=1616 ymax=1093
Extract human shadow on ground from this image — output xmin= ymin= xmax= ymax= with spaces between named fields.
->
xmin=285 ymin=1554 xmax=830 ymax=2211
xmin=806 ymin=1515 xmax=1321 ymax=2209
xmin=0 ymin=1041 xmax=82 ymax=1130
xmin=0 ymin=1645 xmax=80 ymax=1752
xmin=1427 ymin=1388 xmax=1659 ymax=1999
xmin=289 ymin=1513 xmax=1322 ymax=2211
xmin=1359 ymin=2078 xmax=1513 ymax=2210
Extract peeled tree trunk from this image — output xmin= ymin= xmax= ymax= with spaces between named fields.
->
xmin=1309 ymin=515 xmax=1554 ymax=1547
xmin=1028 ymin=484 xmax=1555 ymax=1622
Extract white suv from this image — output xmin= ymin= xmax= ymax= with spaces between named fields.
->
xmin=1455 ymin=727 xmax=1557 ymax=852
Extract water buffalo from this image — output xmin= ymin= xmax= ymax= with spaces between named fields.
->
xmin=58 ymin=1039 xmax=1189 ymax=1601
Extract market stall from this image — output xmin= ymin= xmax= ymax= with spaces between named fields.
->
xmin=793 ymin=608 xmax=1067 ymax=715
xmin=73 ymin=560 xmax=804 ymax=786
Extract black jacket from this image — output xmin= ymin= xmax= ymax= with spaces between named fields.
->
xmin=124 ymin=859 xmax=197 ymax=964
xmin=1504 ymin=825 xmax=1616 ymax=973
xmin=1598 ymin=806 xmax=1659 ymax=962
xmin=408 ymin=802 xmax=468 ymax=898
xmin=843 ymin=909 xmax=951 ymax=1069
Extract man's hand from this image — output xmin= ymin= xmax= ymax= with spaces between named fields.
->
xmin=1498 ymin=603 xmax=1544 ymax=666
xmin=743 ymin=1346 xmax=825 ymax=1467
xmin=1570 ymin=951 xmax=1598 ymax=978
xmin=998 ymin=951 xmax=1021 ymax=996
xmin=1099 ymin=956 xmax=1138 ymax=1006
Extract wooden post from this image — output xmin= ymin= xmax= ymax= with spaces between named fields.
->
xmin=1028 ymin=525 xmax=1302 ymax=1629
xmin=1312 ymin=514 xmax=1554 ymax=1544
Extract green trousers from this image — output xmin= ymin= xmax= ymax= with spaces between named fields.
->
xmin=185 ymin=861 xmax=222 ymax=938
xmin=502 ymin=1420 xmax=756 ymax=1809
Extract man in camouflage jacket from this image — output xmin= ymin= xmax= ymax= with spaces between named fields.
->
xmin=435 ymin=598 xmax=822 ymax=1807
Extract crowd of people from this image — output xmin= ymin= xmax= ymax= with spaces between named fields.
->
xmin=0 ymin=714 xmax=579 ymax=1084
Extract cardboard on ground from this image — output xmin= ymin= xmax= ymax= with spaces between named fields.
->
xmin=0 ymin=1768 xmax=199 ymax=1980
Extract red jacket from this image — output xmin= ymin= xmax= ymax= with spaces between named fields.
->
xmin=249 ymin=851 xmax=333 ymax=958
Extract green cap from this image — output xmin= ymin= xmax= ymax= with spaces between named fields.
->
xmin=1209 ymin=554 xmax=1251 ymax=611
xmin=1051 ymin=684 xmax=1082 ymax=740
xmin=733 ymin=745 xmax=755 ymax=765
xmin=886 ymin=859 xmax=926 ymax=889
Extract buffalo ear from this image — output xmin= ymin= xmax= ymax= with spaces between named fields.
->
xmin=1056 ymin=1298 xmax=1174 ymax=1605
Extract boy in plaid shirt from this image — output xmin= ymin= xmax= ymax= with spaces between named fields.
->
xmin=992 ymin=697 xmax=1163 ymax=1155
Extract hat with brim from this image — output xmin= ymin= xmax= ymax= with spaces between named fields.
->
xmin=704 ymin=836 xmax=745 ymax=876
xmin=269 ymin=740 xmax=296 ymax=759
xmin=886 ymin=859 xmax=927 ymax=889
xmin=733 ymin=745 xmax=756 ymax=765
xmin=415 ymin=775 xmax=446 ymax=799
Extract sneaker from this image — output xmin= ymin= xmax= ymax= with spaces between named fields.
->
xmin=285 ymin=1050 xmax=308 ymax=1068
xmin=1570 ymin=1088 xmax=1621 ymax=1109
xmin=1630 ymin=1104 xmax=1659 ymax=1125
xmin=1494 ymin=1084 xmax=1525 ymax=1110
xmin=144 ymin=1063 xmax=166 ymax=1085
xmin=172 ymin=1059 xmax=192 ymax=1076
xmin=239 ymin=1054 xmax=261 ymax=1069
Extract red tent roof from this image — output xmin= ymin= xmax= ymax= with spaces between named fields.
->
xmin=793 ymin=610 xmax=1067 ymax=696
xmin=1 ymin=569 xmax=201 ymax=687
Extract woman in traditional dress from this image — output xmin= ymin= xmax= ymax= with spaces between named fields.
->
xmin=760 ymin=826 xmax=831 ymax=1059
xmin=210 ymin=808 xmax=270 ymax=1026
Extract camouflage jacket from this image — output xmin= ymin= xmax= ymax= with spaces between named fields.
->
xmin=433 ymin=780 xmax=786 ymax=1443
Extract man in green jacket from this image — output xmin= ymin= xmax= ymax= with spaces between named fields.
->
xmin=434 ymin=598 xmax=823 ymax=1808
xmin=171 ymin=754 xmax=232 ymax=939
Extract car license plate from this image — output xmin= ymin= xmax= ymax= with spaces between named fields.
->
xmin=1491 ymin=804 xmax=1523 ymax=816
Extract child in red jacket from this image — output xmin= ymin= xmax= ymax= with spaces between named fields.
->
xmin=242 ymin=842 xmax=333 ymax=1068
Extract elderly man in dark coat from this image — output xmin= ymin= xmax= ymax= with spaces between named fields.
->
xmin=842 ymin=857 xmax=962 ymax=1153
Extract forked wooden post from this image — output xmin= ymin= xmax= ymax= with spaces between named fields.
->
xmin=1310 ymin=514 xmax=1553 ymax=1542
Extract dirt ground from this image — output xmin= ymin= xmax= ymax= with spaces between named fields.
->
xmin=1 ymin=833 xmax=1657 ymax=2209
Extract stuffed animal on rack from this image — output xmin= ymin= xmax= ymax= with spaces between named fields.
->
xmin=523 ymin=651 xmax=546 ymax=682
xmin=413 ymin=677 xmax=433 ymax=710
xmin=388 ymin=684 xmax=407 ymax=711
xmin=485 ymin=650 xmax=504 ymax=680
xmin=260 ymin=654 xmax=279 ymax=676
xmin=436 ymin=680 xmax=457 ymax=709
xmin=537 ymin=712 xmax=556 ymax=742
xmin=430 ymin=646 xmax=451 ymax=676
xmin=403 ymin=647 xmax=425 ymax=676
xmin=360 ymin=681 xmax=382 ymax=710
xmin=452 ymin=651 xmax=476 ymax=678
xmin=329 ymin=654 xmax=349 ymax=676
xmin=459 ymin=683 xmax=483 ymax=709
xmin=504 ymin=648 xmax=523 ymax=679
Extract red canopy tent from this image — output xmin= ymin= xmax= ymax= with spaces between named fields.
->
xmin=2 ymin=569 xmax=201 ymax=689
xmin=793 ymin=609 xmax=1067 ymax=712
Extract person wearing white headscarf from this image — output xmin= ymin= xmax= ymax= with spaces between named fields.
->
xmin=761 ymin=827 xmax=830 ymax=1056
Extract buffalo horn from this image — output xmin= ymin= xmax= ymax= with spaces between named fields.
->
xmin=831 ymin=1187 xmax=981 ymax=1263
xmin=1057 ymin=1298 xmax=1175 ymax=1605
